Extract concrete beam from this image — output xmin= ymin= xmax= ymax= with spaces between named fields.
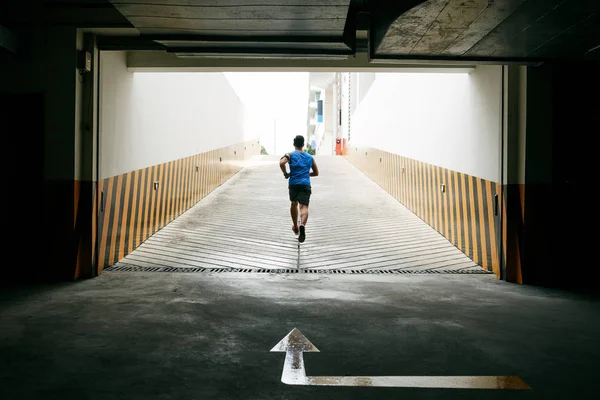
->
xmin=126 ymin=50 xmax=477 ymax=73
xmin=442 ymin=0 xmax=527 ymax=56
xmin=0 ymin=25 xmax=18 ymax=54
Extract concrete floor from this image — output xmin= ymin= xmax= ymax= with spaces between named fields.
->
xmin=1 ymin=272 xmax=599 ymax=399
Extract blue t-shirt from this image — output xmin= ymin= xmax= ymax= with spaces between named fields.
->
xmin=288 ymin=151 xmax=313 ymax=187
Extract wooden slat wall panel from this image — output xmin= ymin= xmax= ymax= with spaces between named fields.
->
xmin=345 ymin=146 xmax=501 ymax=276
xmin=96 ymin=139 xmax=260 ymax=271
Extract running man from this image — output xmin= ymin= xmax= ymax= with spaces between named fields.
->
xmin=279 ymin=135 xmax=319 ymax=243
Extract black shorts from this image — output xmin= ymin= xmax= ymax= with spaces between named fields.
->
xmin=289 ymin=185 xmax=312 ymax=206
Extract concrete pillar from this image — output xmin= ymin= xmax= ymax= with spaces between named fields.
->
xmin=74 ymin=32 xmax=99 ymax=279
xmin=502 ymin=61 xmax=599 ymax=289
xmin=0 ymin=25 xmax=80 ymax=282
xmin=501 ymin=65 xmax=527 ymax=284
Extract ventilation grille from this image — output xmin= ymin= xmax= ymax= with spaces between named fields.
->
xmin=104 ymin=265 xmax=493 ymax=274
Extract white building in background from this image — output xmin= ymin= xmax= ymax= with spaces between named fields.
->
xmin=307 ymin=72 xmax=337 ymax=156
xmin=306 ymin=72 xmax=377 ymax=156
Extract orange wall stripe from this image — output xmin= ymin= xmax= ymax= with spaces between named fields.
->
xmin=146 ymin=165 xmax=160 ymax=234
xmin=173 ymin=158 xmax=181 ymax=219
xmin=205 ymin=152 xmax=209 ymax=196
xmin=452 ymin=171 xmax=462 ymax=250
xmin=423 ymin=163 xmax=429 ymax=224
xmin=108 ymin=175 xmax=122 ymax=265
xmin=210 ymin=151 xmax=215 ymax=192
xmin=174 ymin=158 xmax=182 ymax=217
xmin=98 ymin=178 xmax=114 ymax=271
xmin=199 ymin=154 xmax=204 ymax=199
xmin=154 ymin=163 xmax=163 ymax=232
xmin=486 ymin=180 xmax=500 ymax=277
xmin=187 ymin=155 xmax=193 ymax=209
xmin=128 ymin=170 xmax=139 ymax=254
xmin=468 ymin=176 xmax=479 ymax=265
xmin=181 ymin=157 xmax=188 ymax=215
xmin=118 ymin=172 xmax=132 ymax=262
xmin=135 ymin=168 xmax=146 ymax=249
xmin=416 ymin=161 xmax=422 ymax=217
xmin=168 ymin=160 xmax=176 ymax=223
xmin=440 ymin=167 xmax=447 ymax=238
xmin=162 ymin=162 xmax=170 ymax=227
xmin=157 ymin=163 xmax=165 ymax=228
xmin=421 ymin=162 xmax=427 ymax=220
xmin=147 ymin=164 xmax=157 ymax=238
xmin=163 ymin=161 xmax=170 ymax=227
xmin=393 ymin=155 xmax=399 ymax=200
xmin=191 ymin=155 xmax=197 ymax=205
xmin=180 ymin=156 xmax=187 ymax=212
xmin=426 ymin=164 xmax=433 ymax=227
xmin=497 ymin=182 xmax=503 ymax=277
xmin=476 ymin=177 xmax=489 ymax=270
xmin=92 ymin=184 xmax=98 ymax=268
xmin=183 ymin=156 xmax=190 ymax=211
xmin=434 ymin=165 xmax=442 ymax=234
xmin=408 ymin=158 xmax=414 ymax=212
xmin=143 ymin=164 xmax=152 ymax=241
xmin=169 ymin=160 xmax=177 ymax=222
xmin=404 ymin=157 xmax=408 ymax=205
xmin=447 ymin=169 xmax=455 ymax=246
xmin=460 ymin=172 xmax=470 ymax=258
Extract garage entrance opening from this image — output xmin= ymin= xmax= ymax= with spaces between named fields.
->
xmin=97 ymin=62 xmax=502 ymax=278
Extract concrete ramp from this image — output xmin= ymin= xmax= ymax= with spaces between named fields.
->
xmin=107 ymin=156 xmax=489 ymax=274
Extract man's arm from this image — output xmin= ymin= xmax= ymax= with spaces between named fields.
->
xmin=310 ymin=157 xmax=319 ymax=177
xmin=279 ymin=153 xmax=290 ymax=178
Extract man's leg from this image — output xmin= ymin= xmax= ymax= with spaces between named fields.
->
xmin=299 ymin=204 xmax=309 ymax=226
xmin=298 ymin=204 xmax=308 ymax=243
xmin=290 ymin=201 xmax=299 ymax=234
xmin=297 ymin=187 xmax=311 ymax=243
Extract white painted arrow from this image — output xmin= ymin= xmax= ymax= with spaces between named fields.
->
xmin=270 ymin=328 xmax=530 ymax=389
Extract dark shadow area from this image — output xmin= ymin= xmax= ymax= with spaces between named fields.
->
xmin=524 ymin=61 xmax=600 ymax=292
xmin=0 ymin=92 xmax=48 ymax=285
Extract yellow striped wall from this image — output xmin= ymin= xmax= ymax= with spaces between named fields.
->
xmin=96 ymin=139 xmax=260 ymax=272
xmin=345 ymin=146 xmax=501 ymax=277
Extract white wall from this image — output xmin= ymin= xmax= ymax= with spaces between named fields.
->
xmin=357 ymin=72 xmax=376 ymax=106
xmin=350 ymin=66 xmax=502 ymax=182
xmin=99 ymin=51 xmax=254 ymax=180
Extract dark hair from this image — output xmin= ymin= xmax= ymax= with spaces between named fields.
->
xmin=293 ymin=135 xmax=305 ymax=148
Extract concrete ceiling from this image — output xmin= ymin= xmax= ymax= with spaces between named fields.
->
xmin=375 ymin=0 xmax=600 ymax=60
xmin=1 ymin=1 xmax=598 ymax=62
